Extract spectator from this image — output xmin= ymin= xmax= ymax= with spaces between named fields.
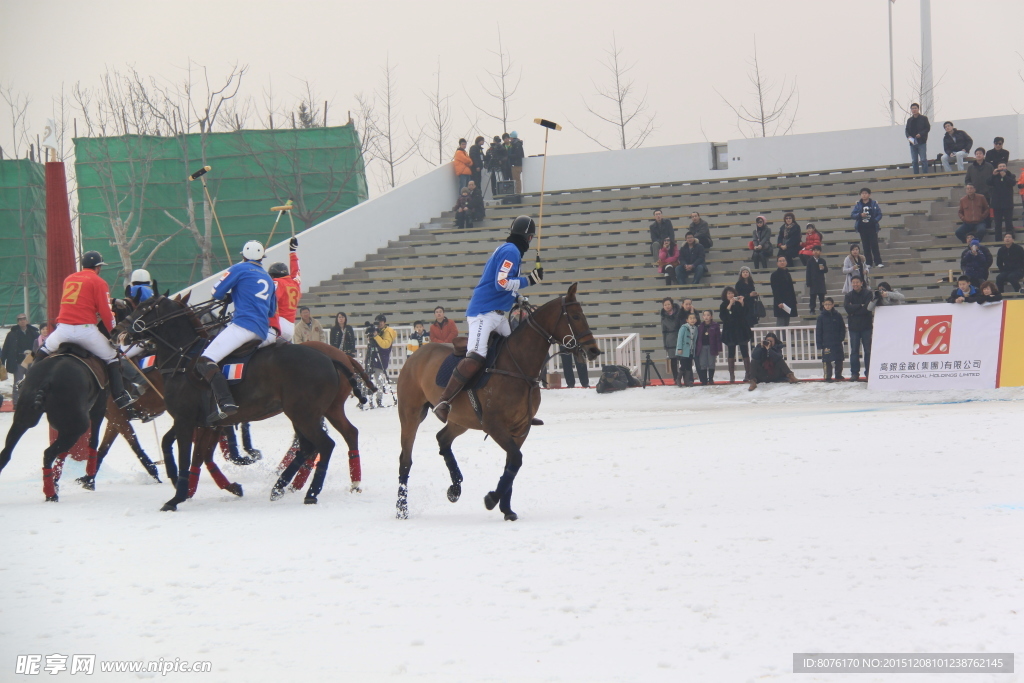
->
xmin=429 ymin=306 xmax=459 ymax=343
xmin=748 ymin=332 xmax=799 ymax=391
xmin=804 ymin=244 xmax=829 ymax=315
xmin=843 ymin=276 xmax=873 ymax=381
xmin=688 ymin=212 xmax=713 ymax=250
xmin=33 ymin=321 xmax=49 ymax=354
xmin=996 ymin=232 xmax=1024 ymax=293
xmin=947 ymin=274 xmax=979 ymax=303
xmin=330 ymin=312 xmax=356 ymax=356
xmin=467 ymin=180 xmax=486 ymax=222
xmin=694 ymin=310 xmax=722 ymax=386
xmin=941 ymin=121 xmax=973 ymax=172
xmin=770 ymin=255 xmax=797 ymax=326
xmin=736 ymin=267 xmax=764 ymax=327
xmin=454 ymin=188 xmax=473 ymax=229
xmin=674 ymin=312 xmax=699 ymax=387
xmin=961 ymin=238 xmax=993 ymax=285
xmin=453 ymin=138 xmax=473 ymax=194
xmin=816 ymin=297 xmax=847 ymax=382
xmin=409 ymin=320 xmax=428 ymax=344
xmin=776 ymin=212 xmax=802 ymax=267
xmin=1017 ymin=165 xmax=1024 ymax=224
xmin=508 ymin=131 xmax=525 ymax=194
xmin=798 ymin=223 xmax=823 ymax=266
xmin=850 ymin=187 xmax=884 ymax=267
xmin=294 ymin=306 xmax=325 ymax=343
xmin=985 ymin=137 xmax=1009 ymax=168
xmin=469 ymin=136 xmax=486 ymax=189
xmin=679 ymin=297 xmax=699 ymax=324
xmin=905 ymin=103 xmax=931 ymax=174
xmin=660 ymin=297 xmax=684 ymax=384
xmin=842 ymin=243 xmax=870 ymax=294
xmin=987 ymin=163 xmax=1016 ymax=240
xmin=719 ymin=286 xmax=752 ymax=383
xmin=976 ymin=281 xmax=1003 ymax=304
xmin=1 ymin=313 xmax=39 ymax=407
xmin=678 ymin=232 xmax=707 ymax=285
xmin=485 ymin=135 xmax=507 ymax=191
xmin=656 ymin=237 xmax=680 ymax=285
xmin=559 ymin=345 xmax=590 ymax=389
xmin=369 ymin=314 xmax=397 ymax=371
xmin=750 ymin=215 xmax=773 ymax=270
xmin=501 ymin=133 xmax=513 ymax=181
xmin=648 ymin=209 xmax=675 ymax=258
xmin=965 ymin=147 xmax=995 ymax=203
xmin=867 ymin=281 xmax=906 ymax=311
xmin=956 ymin=183 xmax=989 ymax=242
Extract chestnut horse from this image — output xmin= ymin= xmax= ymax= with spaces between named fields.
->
xmin=395 ymin=283 xmax=601 ymax=520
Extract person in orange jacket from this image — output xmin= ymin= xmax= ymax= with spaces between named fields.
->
xmin=453 ymin=138 xmax=473 ymax=194
xmin=38 ymin=251 xmax=135 ymax=409
xmin=267 ymin=237 xmax=301 ymax=341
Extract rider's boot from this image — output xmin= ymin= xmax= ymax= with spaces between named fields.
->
xmin=433 ymin=353 xmax=484 ymax=423
xmin=106 ymin=360 xmax=136 ymax=410
xmin=198 ymin=357 xmax=238 ymax=422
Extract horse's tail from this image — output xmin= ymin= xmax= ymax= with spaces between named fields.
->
xmin=348 ymin=358 xmax=377 ymax=394
xmin=332 ymin=359 xmax=368 ymax=405
xmin=31 ymin=381 xmax=50 ymax=412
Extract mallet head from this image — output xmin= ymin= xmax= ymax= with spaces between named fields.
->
xmin=534 ymin=118 xmax=562 ymax=131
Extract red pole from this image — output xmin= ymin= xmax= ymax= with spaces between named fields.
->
xmin=45 ymin=160 xmax=76 ymax=325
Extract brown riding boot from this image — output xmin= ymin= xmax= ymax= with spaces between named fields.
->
xmin=742 ymin=358 xmax=751 ymax=382
xmin=728 ymin=358 xmax=736 ymax=384
xmin=433 ymin=353 xmax=485 ymax=423
xmin=786 ymin=371 xmax=799 ymax=384
xmin=748 ymin=378 xmax=758 ymax=391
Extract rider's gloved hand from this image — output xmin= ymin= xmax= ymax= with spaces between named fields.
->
xmin=289 ymin=237 xmax=298 ymax=252
xmin=527 ymin=267 xmax=544 ymax=285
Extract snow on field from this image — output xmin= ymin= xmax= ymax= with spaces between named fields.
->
xmin=1 ymin=383 xmax=1022 ymax=682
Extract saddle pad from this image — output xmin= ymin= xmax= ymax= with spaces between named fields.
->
xmin=434 ymin=334 xmax=504 ymax=389
xmin=220 ymin=348 xmax=258 ymax=385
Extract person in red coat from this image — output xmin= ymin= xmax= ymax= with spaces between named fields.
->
xmin=267 ymin=237 xmax=301 ymax=341
xmin=429 ymin=306 xmax=459 ymax=343
xmin=38 ymin=251 xmax=134 ymax=408
xmin=453 ymin=139 xmax=473 ymax=194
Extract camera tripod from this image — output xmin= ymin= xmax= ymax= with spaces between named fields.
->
xmin=360 ymin=342 xmax=398 ymax=409
xmin=640 ymin=351 xmax=663 ymax=388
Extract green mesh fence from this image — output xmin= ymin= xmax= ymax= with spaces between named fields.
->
xmin=75 ymin=125 xmax=367 ymax=295
xmin=0 ymin=159 xmax=47 ymax=326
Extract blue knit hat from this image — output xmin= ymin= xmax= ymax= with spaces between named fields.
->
xmin=510 ymin=131 xmax=518 ymax=138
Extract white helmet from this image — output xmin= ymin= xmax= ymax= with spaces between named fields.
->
xmin=130 ymin=269 xmax=151 ymax=284
xmin=241 ymin=241 xmax=265 ymax=261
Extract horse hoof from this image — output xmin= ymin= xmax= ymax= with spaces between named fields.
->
xmin=303 ymin=495 xmax=318 ymax=505
xmin=447 ymin=483 xmax=462 ymax=503
xmin=245 ymin=449 xmax=263 ymax=463
xmin=45 ymin=495 xmax=59 ymax=503
xmin=76 ymin=476 xmax=95 ymax=491
xmin=396 ymin=506 xmax=408 ymax=520
xmin=503 ymin=511 xmax=518 ymax=521
xmin=227 ymin=483 xmax=244 ymax=497
xmin=269 ymin=487 xmax=285 ymax=501
xmin=350 ymin=483 xmax=362 ymax=493
xmin=484 ymin=491 xmax=499 ymax=510
xmin=161 ymin=501 xmax=177 ymax=512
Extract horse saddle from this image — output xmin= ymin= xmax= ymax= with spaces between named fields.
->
xmin=218 ymin=341 xmax=261 ymax=385
xmin=435 ymin=333 xmax=504 ymax=390
xmin=49 ymin=344 xmax=108 ymax=389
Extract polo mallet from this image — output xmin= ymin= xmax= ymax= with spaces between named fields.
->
xmin=188 ymin=166 xmax=232 ymax=265
xmin=267 ymin=199 xmax=294 ymax=246
xmin=532 ymin=119 xmax=562 ymax=272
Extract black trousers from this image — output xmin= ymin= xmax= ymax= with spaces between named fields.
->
xmin=561 ymin=351 xmax=590 ymax=388
xmin=997 ymin=269 xmax=1024 ymax=293
xmin=992 ymin=206 xmax=1014 ymax=239
xmin=859 ymin=228 xmax=882 ymax=266
xmin=808 ymin=292 xmax=825 ymax=314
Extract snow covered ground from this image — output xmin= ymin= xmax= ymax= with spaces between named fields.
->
xmin=1 ymin=383 xmax=1022 ymax=682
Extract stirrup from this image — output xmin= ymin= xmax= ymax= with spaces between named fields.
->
xmin=113 ymin=391 xmax=136 ymax=410
xmin=432 ymin=399 xmax=452 ymax=421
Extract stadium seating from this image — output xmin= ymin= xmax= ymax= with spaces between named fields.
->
xmin=304 ymin=162 xmax=1021 ymax=361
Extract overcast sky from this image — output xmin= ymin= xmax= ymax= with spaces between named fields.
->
xmin=2 ymin=0 xmax=1022 ymax=192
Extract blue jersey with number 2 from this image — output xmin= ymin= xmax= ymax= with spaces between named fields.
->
xmin=212 ymin=261 xmax=276 ymax=338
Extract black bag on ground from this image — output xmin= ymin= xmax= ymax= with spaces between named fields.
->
xmin=595 ymin=364 xmax=641 ymax=394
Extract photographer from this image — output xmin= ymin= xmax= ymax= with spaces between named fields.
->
xmin=867 ymin=281 xmax=905 ymax=312
xmin=748 ymin=332 xmax=798 ymax=391
xmin=367 ymin=314 xmax=397 ymax=371
xmin=850 ymin=188 xmax=884 ymax=268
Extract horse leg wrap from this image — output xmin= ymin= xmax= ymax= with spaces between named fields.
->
xmin=396 ymin=484 xmax=409 ymax=519
xmin=291 ymin=459 xmax=315 ymax=490
xmin=43 ymin=467 xmax=57 ymax=499
xmin=52 ymin=454 xmax=67 ymax=485
xmin=187 ymin=465 xmax=201 ymax=498
xmin=85 ymin=448 xmax=99 ymax=477
xmin=348 ymin=450 xmax=361 ymax=485
xmin=440 ymin=449 xmax=463 ymax=484
xmin=307 ymin=458 xmax=329 ymax=498
xmin=206 ymin=461 xmax=231 ymax=489
xmin=278 ymin=439 xmax=300 ymax=474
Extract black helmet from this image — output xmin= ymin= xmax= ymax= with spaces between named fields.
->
xmin=268 ymin=262 xmax=288 ymax=278
xmin=374 ymin=314 xmax=387 ymax=323
xmin=509 ymin=216 xmax=536 ymax=236
xmin=81 ymin=251 xmax=107 ymax=269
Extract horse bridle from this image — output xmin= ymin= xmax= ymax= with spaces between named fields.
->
xmin=523 ymin=296 xmax=594 ymax=352
xmin=120 ymin=297 xmax=225 ymax=374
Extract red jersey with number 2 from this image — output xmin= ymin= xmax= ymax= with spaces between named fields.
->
xmin=56 ymin=269 xmax=115 ymax=329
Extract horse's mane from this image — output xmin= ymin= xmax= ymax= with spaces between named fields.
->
xmin=508 ymin=294 xmax=564 ymax=342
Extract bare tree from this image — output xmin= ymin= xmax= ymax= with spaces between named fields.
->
xmin=294 ymin=79 xmax=324 ymax=129
xmin=716 ymin=41 xmax=799 ymax=138
xmin=418 ymin=61 xmax=453 ymax=166
xmin=891 ymin=57 xmax=944 ymax=119
xmin=570 ymin=36 xmax=656 ymax=150
xmin=1 ymin=83 xmax=32 ymax=158
xmin=467 ymin=27 xmax=520 ymax=134
xmin=365 ymin=58 xmax=418 ymax=191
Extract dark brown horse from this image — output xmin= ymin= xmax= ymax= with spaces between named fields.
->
xmin=395 ymin=283 xmax=601 ymax=520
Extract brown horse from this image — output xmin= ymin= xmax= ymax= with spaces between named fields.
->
xmin=394 ymin=283 xmax=601 ymax=520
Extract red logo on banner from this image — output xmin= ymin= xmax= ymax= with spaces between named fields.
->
xmin=913 ymin=316 xmax=952 ymax=355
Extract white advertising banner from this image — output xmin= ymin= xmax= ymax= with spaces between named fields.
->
xmin=869 ymin=302 xmax=1003 ymax=391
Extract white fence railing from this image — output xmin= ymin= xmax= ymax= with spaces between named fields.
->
xmin=715 ymin=325 xmax=846 ymax=369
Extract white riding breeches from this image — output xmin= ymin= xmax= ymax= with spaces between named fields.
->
xmin=277 ymin=318 xmax=294 ymax=343
xmin=42 ymin=324 xmax=117 ymax=362
xmin=466 ymin=312 xmax=511 ymax=357
xmin=202 ymin=323 xmax=272 ymax=363
xmin=120 ymin=343 xmax=144 ymax=360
